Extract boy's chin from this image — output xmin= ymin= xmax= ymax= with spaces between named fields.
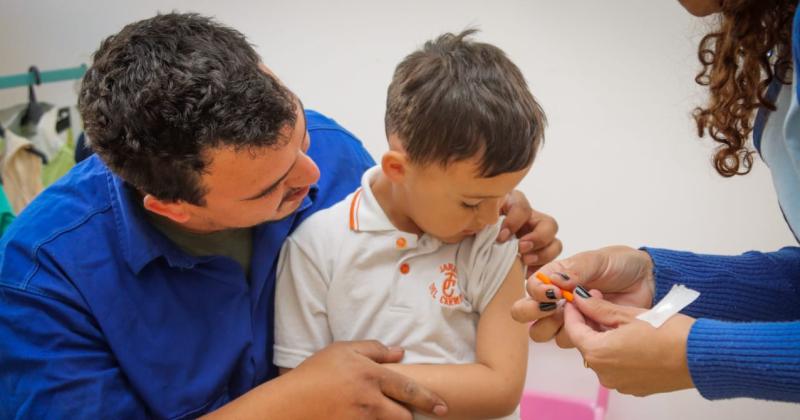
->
xmin=436 ymin=232 xmax=472 ymax=244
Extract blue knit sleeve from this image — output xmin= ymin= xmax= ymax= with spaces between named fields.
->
xmin=642 ymin=247 xmax=800 ymax=401
xmin=642 ymin=247 xmax=800 ymax=321
xmin=687 ymin=319 xmax=800 ymax=402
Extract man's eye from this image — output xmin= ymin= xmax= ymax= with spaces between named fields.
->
xmin=460 ymin=202 xmax=480 ymax=209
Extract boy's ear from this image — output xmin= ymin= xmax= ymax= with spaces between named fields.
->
xmin=381 ymin=150 xmax=409 ymax=183
xmin=142 ymin=194 xmax=192 ymax=224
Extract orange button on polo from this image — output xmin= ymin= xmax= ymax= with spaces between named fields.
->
xmin=399 ymin=263 xmax=410 ymax=274
xmin=396 ymin=237 xmax=407 ymax=249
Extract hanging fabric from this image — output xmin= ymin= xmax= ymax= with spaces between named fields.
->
xmin=0 ymin=65 xmax=86 ymax=212
xmin=39 ymin=106 xmax=81 ymax=185
xmin=0 ymin=184 xmax=14 ymax=237
xmin=0 ymin=128 xmax=44 ymax=214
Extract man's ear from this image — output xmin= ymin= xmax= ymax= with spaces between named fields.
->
xmin=142 ymin=194 xmax=191 ymax=224
xmin=381 ymin=150 xmax=409 ymax=183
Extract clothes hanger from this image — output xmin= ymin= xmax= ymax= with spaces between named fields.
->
xmin=19 ymin=66 xmax=44 ymax=127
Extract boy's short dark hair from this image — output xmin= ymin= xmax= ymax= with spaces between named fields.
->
xmin=385 ymin=29 xmax=545 ymax=177
xmin=79 ymin=12 xmax=297 ymax=205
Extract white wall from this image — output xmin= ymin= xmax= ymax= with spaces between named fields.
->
xmin=2 ymin=0 xmax=798 ymax=419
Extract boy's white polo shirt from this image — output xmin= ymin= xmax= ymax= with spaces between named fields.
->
xmin=274 ymin=166 xmax=519 ymax=368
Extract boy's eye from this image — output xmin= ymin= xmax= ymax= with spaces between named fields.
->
xmin=460 ymin=201 xmax=480 ymax=210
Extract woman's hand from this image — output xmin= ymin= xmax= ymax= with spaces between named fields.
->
xmin=563 ymin=293 xmax=696 ymax=396
xmin=511 ymin=246 xmax=656 ymax=346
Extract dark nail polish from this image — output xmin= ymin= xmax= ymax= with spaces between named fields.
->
xmin=539 ymin=302 xmax=557 ymax=311
xmin=555 ymin=271 xmax=570 ymax=280
xmin=545 ymin=289 xmax=556 ymax=300
xmin=574 ymin=285 xmax=590 ymax=299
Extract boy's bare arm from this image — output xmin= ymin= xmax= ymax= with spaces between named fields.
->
xmin=386 ymin=259 xmax=529 ymax=419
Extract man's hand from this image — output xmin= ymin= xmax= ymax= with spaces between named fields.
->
xmin=289 ymin=341 xmax=448 ymax=419
xmin=563 ymin=293 xmax=696 ymax=396
xmin=205 ymin=341 xmax=447 ymax=420
xmin=498 ymin=190 xmax=562 ymax=271
xmin=511 ymin=246 xmax=655 ymax=347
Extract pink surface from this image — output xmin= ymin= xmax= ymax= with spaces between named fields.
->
xmin=520 ymin=387 xmax=609 ymax=420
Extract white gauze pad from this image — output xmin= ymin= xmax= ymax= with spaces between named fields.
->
xmin=635 ymin=285 xmax=700 ymax=328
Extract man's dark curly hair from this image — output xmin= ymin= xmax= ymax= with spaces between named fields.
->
xmin=385 ymin=29 xmax=545 ymax=177
xmin=79 ymin=12 xmax=297 ymax=205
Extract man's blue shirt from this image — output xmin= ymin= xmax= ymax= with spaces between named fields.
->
xmin=0 ymin=110 xmax=375 ymax=419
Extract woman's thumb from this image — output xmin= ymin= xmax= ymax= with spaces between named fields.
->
xmin=571 ymin=286 xmax=642 ymax=328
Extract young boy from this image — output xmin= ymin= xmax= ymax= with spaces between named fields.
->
xmin=274 ymin=30 xmax=546 ymax=419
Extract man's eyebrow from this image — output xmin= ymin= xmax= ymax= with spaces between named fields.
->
xmin=241 ymin=100 xmax=307 ymax=201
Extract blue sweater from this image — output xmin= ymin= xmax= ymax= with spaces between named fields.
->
xmin=643 ymin=247 xmax=800 ymax=402
xmin=636 ymin=2 xmax=800 ymax=403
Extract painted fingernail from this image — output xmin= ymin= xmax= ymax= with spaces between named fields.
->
xmin=555 ymin=271 xmax=570 ymax=280
xmin=545 ymin=289 xmax=556 ymax=300
xmin=574 ymin=285 xmax=590 ymax=299
xmin=539 ymin=302 xmax=557 ymax=311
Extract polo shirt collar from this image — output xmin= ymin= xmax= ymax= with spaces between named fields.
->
xmin=349 ymin=166 xmax=402 ymax=233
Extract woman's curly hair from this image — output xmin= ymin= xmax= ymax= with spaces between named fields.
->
xmin=693 ymin=0 xmax=796 ymax=176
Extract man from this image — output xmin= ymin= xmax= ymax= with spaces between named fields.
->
xmin=0 ymin=13 xmax=561 ymax=419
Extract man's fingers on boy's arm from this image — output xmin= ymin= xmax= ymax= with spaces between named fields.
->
xmin=374 ymin=398 xmax=414 ymax=420
xmin=498 ymin=190 xmax=532 ymax=243
xmin=350 ymin=340 xmax=405 ymax=364
xmin=518 ymin=210 xmax=560 ymax=266
xmin=378 ymin=368 xmax=447 ymax=417
xmin=520 ymin=210 xmax=558 ymax=247
xmin=523 ymin=238 xmax=563 ymax=269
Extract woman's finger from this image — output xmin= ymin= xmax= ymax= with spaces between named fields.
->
xmin=525 ymin=281 xmax=563 ymax=302
xmin=529 ymin=308 xmax=565 ymax=343
xmin=511 ymin=297 xmax=559 ymax=323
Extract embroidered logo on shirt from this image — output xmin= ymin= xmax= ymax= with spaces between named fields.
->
xmin=429 ymin=263 xmax=463 ymax=306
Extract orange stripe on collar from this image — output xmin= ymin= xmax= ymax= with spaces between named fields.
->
xmin=349 ymin=188 xmax=363 ymax=231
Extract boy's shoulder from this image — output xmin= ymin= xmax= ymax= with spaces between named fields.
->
xmin=455 ymin=218 xmax=518 ymax=277
xmin=455 ymin=219 xmax=519 ymax=313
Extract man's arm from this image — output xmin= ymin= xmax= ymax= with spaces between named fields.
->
xmin=0 ymin=284 xmax=149 ymax=418
xmin=385 ymin=259 xmax=529 ymax=419
xmin=0 ymin=260 xmax=446 ymax=420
